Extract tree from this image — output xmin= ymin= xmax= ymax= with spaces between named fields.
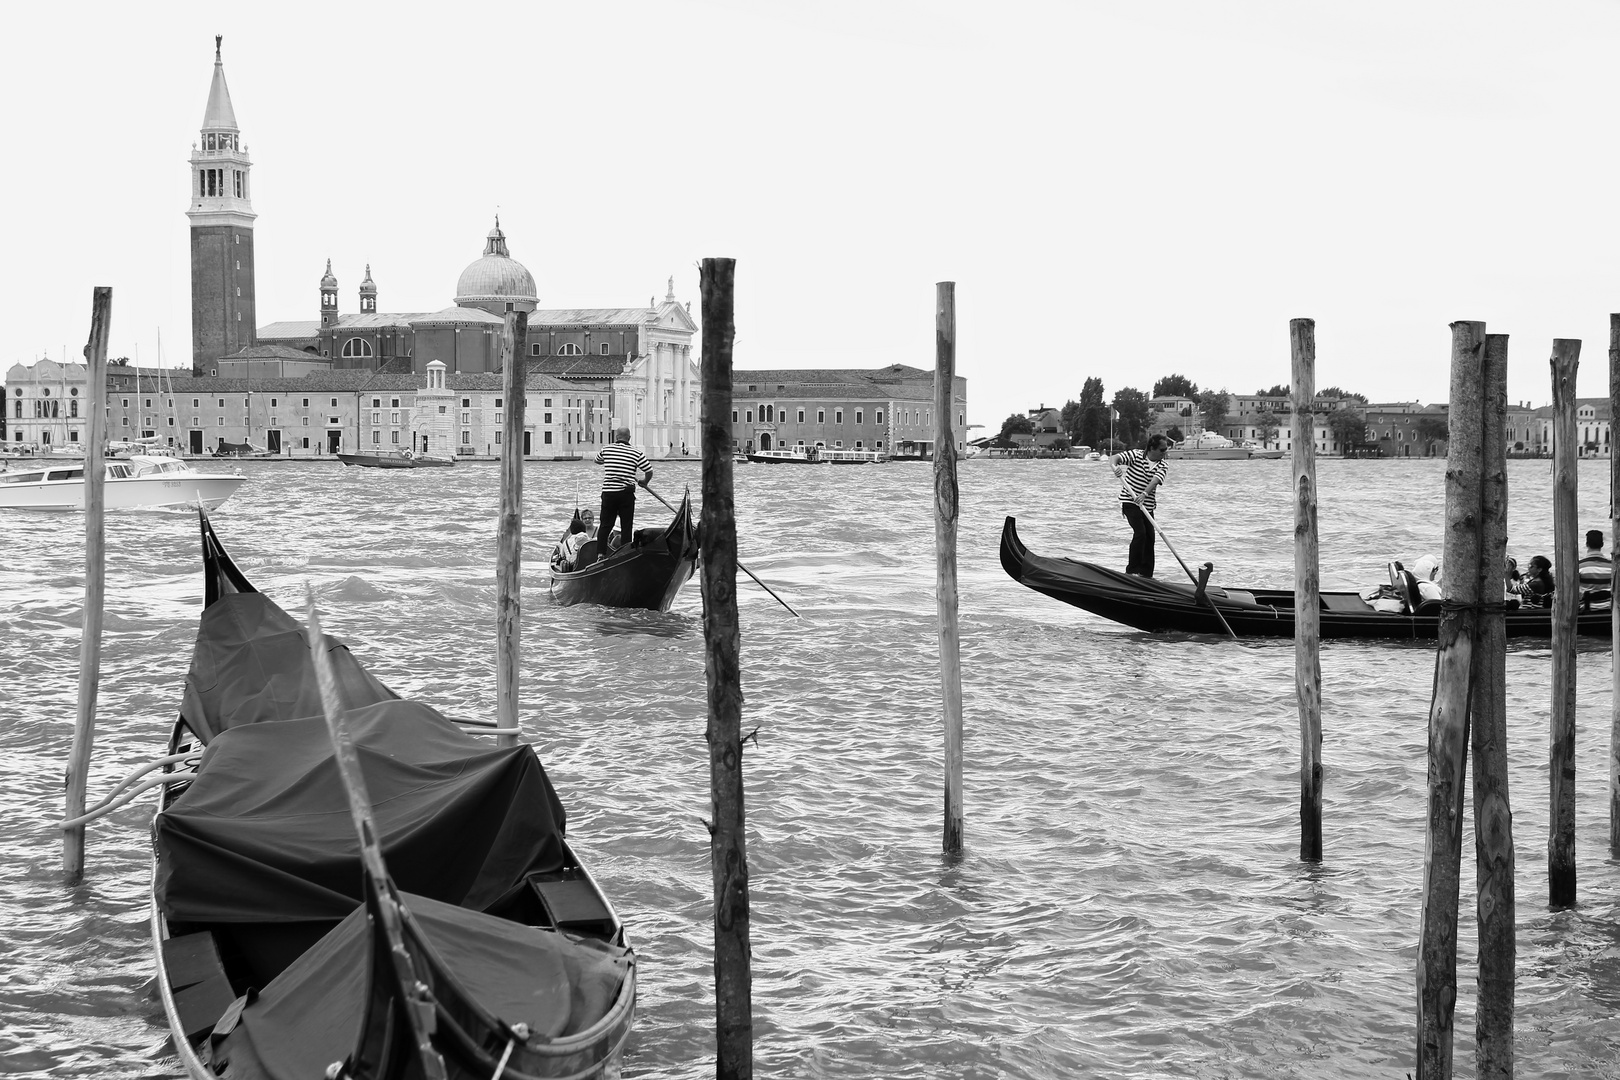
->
xmin=1325 ymin=406 xmax=1367 ymax=454
xmin=1254 ymin=408 xmax=1280 ymax=448
xmin=994 ymin=413 xmax=1033 ymax=448
xmin=1256 ymin=383 xmax=1289 ymax=397
xmin=1153 ymin=374 xmax=1199 ymax=399
xmin=1079 ymin=377 xmax=1107 ymax=448
xmin=1060 ymin=400 xmax=1084 ymax=443
xmin=1111 ymin=388 xmax=1151 ymax=447
xmin=1319 ymin=386 xmax=1368 ymax=404
xmin=1166 ymin=425 xmax=1185 ymax=443
xmin=1199 ymin=389 xmax=1231 ymax=435
xmin=1412 ymin=415 xmax=1448 ymax=455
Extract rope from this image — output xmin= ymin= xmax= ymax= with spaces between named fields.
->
xmin=489 ymin=1038 xmax=516 ymax=1080
xmin=57 ymin=771 xmax=196 ymax=828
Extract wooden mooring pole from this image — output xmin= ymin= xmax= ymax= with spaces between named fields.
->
xmin=1548 ymin=339 xmax=1580 ymax=908
xmin=1611 ymin=314 xmax=1620 ymax=858
xmin=1472 ymin=332 xmax=1515 ymax=1077
xmin=1417 ymin=320 xmax=1487 ymax=1078
xmin=495 ymin=310 xmax=529 ymax=749
xmin=699 ymin=258 xmax=753 ymax=1079
xmin=63 ymin=286 xmax=112 ymax=885
xmin=1289 ymin=318 xmax=1322 ymax=862
xmin=936 ymin=282 xmax=964 ymax=857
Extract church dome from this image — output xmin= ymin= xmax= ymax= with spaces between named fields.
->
xmin=320 ymin=259 xmax=337 ymax=289
xmin=453 ymin=218 xmax=537 ymax=313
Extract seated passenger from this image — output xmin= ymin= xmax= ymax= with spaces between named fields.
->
xmin=1578 ymin=529 xmax=1612 ymax=588
xmin=1512 ymin=555 xmax=1554 ymax=605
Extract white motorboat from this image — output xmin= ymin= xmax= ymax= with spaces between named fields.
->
xmin=1165 ymin=432 xmax=1252 ymax=460
xmin=0 ymin=455 xmax=246 ymax=511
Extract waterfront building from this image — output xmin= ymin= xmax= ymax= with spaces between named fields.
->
xmin=727 ymin=364 xmax=969 ymax=458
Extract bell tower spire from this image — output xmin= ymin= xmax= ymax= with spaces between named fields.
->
xmin=187 ymin=35 xmax=257 ymax=375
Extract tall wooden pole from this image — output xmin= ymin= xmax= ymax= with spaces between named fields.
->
xmin=936 ymin=283 xmax=964 ymax=856
xmin=495 ymin=311 xmax=529 ymax=748
xmin=699 ymin=258 xmax=752 ymax=1080
xmin=1609 ymin=314 xmax=1620 ymax=858
xmin=1548 ymin=339 xmax=1580 ymax=908
xmin=1417 ymin=319 xmax=1486 ymax=1078
xmin=1289 ymin=318 xmax=1322 ymax=862
xmin=1471 ymin=332 xmax=1515 ymax=1077
xmin=62 ymin=286 xmax=112 ymax=884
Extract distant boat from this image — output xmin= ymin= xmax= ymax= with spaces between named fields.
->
xmin=212 ymin=440 xmax=275 ymax=459
xmin=1165 ymin=432 xmax=1253 ymax=460
xmin=336 ymin=450 xmax=455 ymax=469
xmin=0 ymin=455 xmax=245 ymax=511
xmin=747 ymin=446 xmax=885 ymax=465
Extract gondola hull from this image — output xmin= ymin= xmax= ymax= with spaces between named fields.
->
xmin=1001 ymin=515 xmax=1612 ymax=640
xmin=549 ymin=492 xmax=699 ymax=611
xmin=151 ymin=512 xmax=635 ymax=1078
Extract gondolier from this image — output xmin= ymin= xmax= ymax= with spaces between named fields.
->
xmin=595 ymin=427 xmax=653 ymax=562
xmin=1111 ymin=434 xmax=1170 ymax=577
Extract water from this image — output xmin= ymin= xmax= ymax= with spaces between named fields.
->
xmin=2 ymin=456 xmax=1618 ymax=1078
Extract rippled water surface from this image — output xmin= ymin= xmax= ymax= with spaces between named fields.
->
xmin=3 ymin=456 xmax=1619 ymax=1078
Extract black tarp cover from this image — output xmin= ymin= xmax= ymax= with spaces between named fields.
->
xmin=179 ymin=591 xmax=399 ymax=745
xmin=211 ymin=891 xmax=630 ymax=1080
xmin=155 ymin=700 xmax=568 ymax=924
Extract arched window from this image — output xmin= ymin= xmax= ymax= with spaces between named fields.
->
xmin=557 ymin=343 xmax=583 ymax=356
xmin=342 ymin=338 xmax=374 ymax=358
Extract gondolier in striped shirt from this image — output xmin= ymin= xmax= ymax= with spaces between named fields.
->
xmin=1111 ymin=434 xmax=1170 ymax=576
xmin=594 ymin=427 xmax=653 ymax=562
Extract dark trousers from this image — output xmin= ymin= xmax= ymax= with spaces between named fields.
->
xmin=599 ymin=487 xmax=637 ymax=555
xmin=1121 ymin=501 xmax=1155 ymax=576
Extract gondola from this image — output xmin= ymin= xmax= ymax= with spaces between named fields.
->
xmin=337 ymin=450 xmax=455 ymax=468
xmin=1001 ymin=515 xmax=1613 ymax=640
xmin=150 ymin=512 xmax=636 ymax=1078
xmin=549 ymin=489 xmax=699 ymax=611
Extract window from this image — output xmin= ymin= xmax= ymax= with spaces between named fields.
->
xmin=544 ymin=412 xmax=552 ymax=423
xmin=732 ymin=410 xmax=739 ymax=423
xmin=835 ymin=409 xmax=843 ymax=424
xmin=331 ymin=399 xmax=338 ymax=407
xmin=218 ymin=418 xmax=225 ymax=426
xmin=302 ymin=417 xmax=309 ymax=426
xmin=558 ymin=343 xmax=583 ymax=356
xmin=544 ymin=431 xmax=553 ymax=444
xmin=495 ymin=413 xmax=503 ymax=424
xmin=531 ymin=344 xmax=541 ymax=356
xmin=746 ymin=410 xmax=754 ymax=423
xmin=797 ymin=409 xmax=805 ymax=423
xmin=763 ymin=405 xmax=774 ymax=422
xmin=372 ymin=398 xmax=381 ymax=408
xmin=855 ymin=440 xmax=863 ymax=448
xmin=856 ymin=409 xmax=863 ymax=424
xmin=543 ymin=398 xmax=553 ymax=408
xmin=876 ymin=440 xmax=884 ymax=449
xmin=391 ymin=431 xmax=399 ymax=445
xmin=462 ymin=412 xmax=471 ymax=424
xmin=390 ymin=398 xmax=399 ymax=408
xmin=371 ymin=412 xmax=380 ymax=424
xmin=817 ymin=409 xmax=825 ymax=423
xmin=462 ymin=431 xmax=471 ymax=444
xmin=302 ymin=398 xmax=310 ymax=407
xmin=600 ymin=343 xmax=610 ymax=355
xmin=438 ymin=406 xmax=447 ymax=414
xmin=495 ymin=399 xmax=503 ymax=409
xmin=192 ymin=399 xmax=200 ymax=408
xmin=462 ymin=398 xmax=471 ymax=408
xmin=371 ymin=431 xmax=380 ymax=445
xmin=271 ymin=398 xmax=279 ymax=408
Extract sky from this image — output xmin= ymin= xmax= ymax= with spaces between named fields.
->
xmin=4 ymin=0 xmax=1620 ymax=432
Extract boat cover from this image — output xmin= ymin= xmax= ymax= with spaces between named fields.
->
xmin=210 ymin=891 xmax=630 ymax=1080
xmin=179 ymin=592 xmax=399 ymax=744
xmin=155 ymin=700 xmax=568 ymax=925
xmin=1019 ymin=555 xmax=1256 ymax=607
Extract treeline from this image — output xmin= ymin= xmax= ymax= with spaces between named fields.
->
xmin=991 ymin=375 xmax=1419 ymax=452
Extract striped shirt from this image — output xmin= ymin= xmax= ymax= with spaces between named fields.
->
xmin=595 ymin=442 xmax=650 ymax=492
xmin=1115 ymin=449 xmax=1168 ymax=513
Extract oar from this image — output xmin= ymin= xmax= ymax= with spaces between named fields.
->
xmin=1133 ymin=497 xmax=1238 ymax=639
xmin=642 ymin=481 xmax=802 ymax=618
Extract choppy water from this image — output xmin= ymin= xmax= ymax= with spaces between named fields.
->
xmin=3 ymin=456 xmax=1619 ymax=1078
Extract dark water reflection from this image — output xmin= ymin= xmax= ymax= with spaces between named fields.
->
xmin=1 ymin=456 xmax=1618 ymax=1078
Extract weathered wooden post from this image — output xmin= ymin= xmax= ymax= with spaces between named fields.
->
xmin=495 ymin=310 xmax=529 ymax=748
xmin=1610 ymin=314 xmax=1620 ymax=858
xmin=1417 ymin=320 xmax=1486 ymax=1078
xmin=62 ymin=286 xmax=113 ymax=884
xmin=1289 ymin=318 xmax=1322 ymax=861
xmin=699 ymin=258 xmax=753 ymax=1079
xmin=936 ymin=282 xmax=964 ymax=857
xmin=1472 ymin=332 xmax=1515 ymax=1077
xmin=1548 ymin=339 xmax=1580 ymax=907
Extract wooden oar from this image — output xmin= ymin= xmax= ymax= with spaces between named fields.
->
xmin=642 ymin=482 xmax=801 ymax=618
xmin=1133 ymin=497 xmax=1238 ymax=639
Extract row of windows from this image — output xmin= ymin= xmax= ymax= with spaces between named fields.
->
xmin=533 ymin=343 xmax=613 ymax=357
xmin=732 ymin=406 xmax=881 ymax=425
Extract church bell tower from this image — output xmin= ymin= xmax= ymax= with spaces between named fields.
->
xmin=187 ymin=36 xmax=257 ymax=375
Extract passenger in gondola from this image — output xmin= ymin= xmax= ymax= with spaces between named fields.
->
xmin=1111 ymin=434 xmax=1171 ymax=577
xmin=1512 ymin=555 xmax=1554 ymax=605
xmin=1578 ymin=529 xmax=1612 ymax=588
xmin=594 ymin=427 xmax=652 ymax=562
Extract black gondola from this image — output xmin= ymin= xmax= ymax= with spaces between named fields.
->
xmin=548 ymin=490 xmax=699 ymax=611
xmin=151 ymin=512 xmax=636 ymax=1078
xmin=1001 ymin=515 xmax=1612 ymax=640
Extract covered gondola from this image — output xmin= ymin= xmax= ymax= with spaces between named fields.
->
xmin=549 ymin=489 xmax=699 ymax=611
xmin=1001 ymin=515 xmax=1612 ymax=640
xmin=150 ymin=512 xmax=635 ymax=1078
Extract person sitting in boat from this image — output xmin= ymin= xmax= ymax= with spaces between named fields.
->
xmin=1111 ymin=434 xmax=1170 ymax=577
xmin=1511 ymin=555 xmax=1554 ymax=605
xmin=594 ymin=427 xmax=652 ymax=562
xmin=1578 ymin=529 xmax=1612 ymax=588
xmin=558 ymin=509 xmax=595 ymax=569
